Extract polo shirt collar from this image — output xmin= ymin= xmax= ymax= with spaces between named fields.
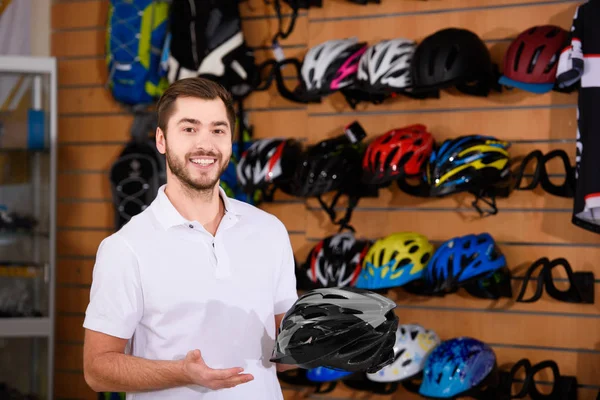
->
xmin=153 ymin=184 xmax=239 ymax=230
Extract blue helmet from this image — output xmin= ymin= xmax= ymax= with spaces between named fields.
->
xmin=306 ymin=366 xmax=353 ymax=382
xmin=419 ymin=337 xmax=496 ymax=398
xmin=425 ymin=232 xmax=506 ymax=294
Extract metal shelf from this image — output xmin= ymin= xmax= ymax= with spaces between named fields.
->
xmin=0 ymin=317 xmax=50 ymax=338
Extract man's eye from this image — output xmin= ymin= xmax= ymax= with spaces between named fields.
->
xmin=183 ymin=127 xmax=195 ymax=133
xmin=214 ymin=129 xmax=225 ymax=134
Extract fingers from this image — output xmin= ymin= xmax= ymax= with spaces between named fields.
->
xmin=204 ymin=366 xmax=245 ymax=381
xmin=213 ymin=373 xmax=254 ymax=390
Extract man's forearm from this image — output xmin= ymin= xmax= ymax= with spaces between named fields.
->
xmin=85 ymin=351 xmax=190 ymax=392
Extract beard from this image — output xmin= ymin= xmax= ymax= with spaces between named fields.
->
xmin=165 ymin=142 xmax=230 ymax=193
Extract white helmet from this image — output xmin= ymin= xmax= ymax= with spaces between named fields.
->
xmin=366 ymin=323 xmax=440 ymax=382
xmin=300 ymin=37 xmax=367 ymax=95
xmin=357 ymin=38 xmax=416 ymax=92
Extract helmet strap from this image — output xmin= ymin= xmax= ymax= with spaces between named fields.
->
xmin=470 ymin=189 xmax=499 ymax=217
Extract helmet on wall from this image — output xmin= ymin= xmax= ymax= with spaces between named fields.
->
xmin=361 ymin=124 xmax=434 ymax=185
xmin=367 ymin=324 xmax=440 ymax=382
xmin=355 ymin=232 xmax=434 ymax=290
xmin=412 ymin=28 xmax=495 ymax=97
xmin=297 ymin=231 xmax=372 ymax=289
xmin=499 ymin=25 xmax=568 ymax=94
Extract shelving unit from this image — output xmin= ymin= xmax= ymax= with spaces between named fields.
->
xmin=0 ymin=55 xmax=57 ymax=400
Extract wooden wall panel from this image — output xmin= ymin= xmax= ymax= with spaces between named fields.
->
xmin=306 ymin=208 xmax=598 ymax=244
xmin=51 ymin=0 xmax=600 ymax=399
xmin=307 ymin=2 xmax=578 ymax=45
xmin=309 ymin=0 xmax=569 ymax=19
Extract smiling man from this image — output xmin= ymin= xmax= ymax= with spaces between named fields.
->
xmin=82 ymin=77 xmax=298 ymax=399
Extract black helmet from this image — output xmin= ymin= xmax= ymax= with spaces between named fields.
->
xmin=412 ymin=28 xmax=495 ymax=97
xmin=270 ymin=287 xmax=399 ymax=373
xmin=290 ymin=135 xmax=363 ymax=198
xmin=296 ymin=232 xmax=372 ymax=290
xmin=236 ymin=138 xmax=303 ymax=197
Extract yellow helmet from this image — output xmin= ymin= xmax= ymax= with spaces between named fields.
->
xmin=355 ymin=232 xmax=434 ymax=289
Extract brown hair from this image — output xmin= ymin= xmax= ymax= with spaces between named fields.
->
xmin=156 ymin=77 xmax=236 ymax=136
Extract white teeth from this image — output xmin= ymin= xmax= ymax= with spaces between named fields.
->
xmin=191 ymin=159 xmax=215 ymax=165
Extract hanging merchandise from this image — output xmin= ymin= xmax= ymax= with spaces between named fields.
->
xmin=106 ymin=0 xmax=170 ymax=107
xmin=411 ymin=28 xmax=501 ymax=97
xmin=288 ymin=121 xmax=377 ymax=231
xmin=496 ymin=358 xmax=578 ymax=400
xmin=236 ymin=137 xmax=303 ymax=201
xmin=346 ymin=38 xmax=439 ymax=108
xmin=166 ymin=0 xmax=258 ymax=100
xmin=267 ymin=0 xmax=322 ymax=53
xmin=555 ymin=0 xmax=600 ymax=235
xmin=354 ymin=232 xmax=434 ymax=290
xmin=511 ymin=149 xmax=576 ymax=198
xmin=296 ymin=231 xmax=372 ymax=290
xmin=270 ymin=287 xmax=399 ymax=373
xmin=515 ymin=257 xmax=594 ymax=304
xmin=366 ymin=324 xmax=440 ymax=389
xmin=400 ymin=135 xmax=512 ymax=216
xmin=273 ymin=38 xmax=368 ymax=104
xmin=109 ymin=115 xmax=166 ymax=231
xmin=498 ymin=25 xmax=568 ymax=94
xmin=361 ymin=124 xmax=434 ymax=187
xmin=418 ymin=337 xmax=498 ymax=399
xmin=406 ymin=233 xmax=509 ymax=296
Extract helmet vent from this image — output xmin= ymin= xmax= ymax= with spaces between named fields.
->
xmin=409 ymin=245 xmax=420 ymax=254
xmin=421 ymin=252 xmax=431 ymax=264
xmin=546 ymin=27 xmax=560 ymax=38
xmin=323 ymin=294 xmax=347 ymax=300
xmin=445 ymin=45 xmax=459 ymax=71
xmin=514 ymin=42 xmax=525 ymax=72
xmin=544 ymin=53 xmax=558 ymax=73
xmin=528 ymin=46 xmax=545 ymax=73
xmin=398 ymin=258 xmax=412 ymax=268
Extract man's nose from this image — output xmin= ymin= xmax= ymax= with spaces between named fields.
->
xmin=193 ymin=129 xmax=215 ymax=149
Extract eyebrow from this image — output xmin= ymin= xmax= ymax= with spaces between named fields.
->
xmin=176 ymin=118 xmax=229 ymax=129
xmin=210 ymin=120 xmax=229 ymax=129
xmin=177 ymin=118 xmax=201 ymax=126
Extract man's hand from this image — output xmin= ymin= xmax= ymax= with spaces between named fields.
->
xmin=182 ymin=349 xmax=254 ymax=390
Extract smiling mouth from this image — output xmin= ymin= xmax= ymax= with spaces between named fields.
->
xmin=189 ymin=157 xmax=216 ymax=166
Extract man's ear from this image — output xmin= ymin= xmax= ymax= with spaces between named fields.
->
xmin=156 ymin=127 xmax=166 ymax=155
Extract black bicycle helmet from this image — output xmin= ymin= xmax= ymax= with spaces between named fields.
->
xmin=236 ymin=138 xmax=303 ymax=198
xmin=412 ymin=28 xmax=496 ymax=97
xmin=296 ymin=231 xmax=372 ymax=290
xmin=270 ymin=287 xmax=399 ymax=373
xmin=290 ymin=135 xmax=363 ymax=198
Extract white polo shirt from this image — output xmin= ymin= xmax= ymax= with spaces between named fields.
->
xmin=83 ymin=184 xmax=298 ymax=399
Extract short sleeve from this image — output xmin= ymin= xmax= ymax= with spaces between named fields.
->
xmin=273 ymin=220 xmax=298 ymax=316
xmin=83 ymin=233 xmax=143 ymax=339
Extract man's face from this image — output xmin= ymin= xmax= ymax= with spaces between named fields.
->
xmin=156 ymin=97 xmax=232 ymax=192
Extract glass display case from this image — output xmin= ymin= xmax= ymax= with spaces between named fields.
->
xmin=0 ymin=56 xmax=57 ymax=400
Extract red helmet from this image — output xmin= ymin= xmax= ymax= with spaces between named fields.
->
xmin=499 ymin=25 xmax=567 ymax=93
xmin=361 ymin=124 xmax=434 ymax=185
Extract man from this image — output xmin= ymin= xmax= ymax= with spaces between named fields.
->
xmin=82 ymin=77 xmax=298 ymax=399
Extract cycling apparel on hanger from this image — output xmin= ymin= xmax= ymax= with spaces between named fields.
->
xmin=555 ymin=0 xmax=600 ymax=234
